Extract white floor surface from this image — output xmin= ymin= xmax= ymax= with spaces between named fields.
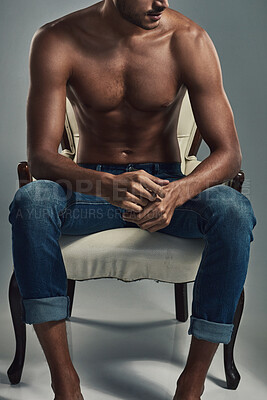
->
xmin=0 ymin=279 xmax=266 ymax=400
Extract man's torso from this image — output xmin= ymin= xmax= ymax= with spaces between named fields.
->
xmin=44 ymin=2 xmax=197 ymax=164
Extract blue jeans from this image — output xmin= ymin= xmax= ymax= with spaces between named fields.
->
xmin=8 ymin=162 xmax=256 ymax=344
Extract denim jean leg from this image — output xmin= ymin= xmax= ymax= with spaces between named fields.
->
xmin=160 ymin=184 xmax=256 ymax=344
xmin=8 ymin=180 xmax=71 ymax=324
xmin=8 ymin=175 xmax=126 ymax=324
xmin=189 ymin=185 xmax=256 ymax=343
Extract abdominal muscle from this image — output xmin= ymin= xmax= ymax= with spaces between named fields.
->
xmin=74 ymin=102 xmax=183 ymax=165
xmin=76 ymin=129 xmax=182 ymax=165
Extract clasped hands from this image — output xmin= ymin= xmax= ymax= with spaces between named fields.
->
xmin=107 ymin=169 xmax=188 ymax=233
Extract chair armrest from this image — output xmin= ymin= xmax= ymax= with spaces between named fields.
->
xmin=17 ymin=161 xmax=32 ymax=188
xmin=226 ymin=170 xmax=244 ymax=193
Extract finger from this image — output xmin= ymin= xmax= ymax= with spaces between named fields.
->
xmin=146 ymin=222 xmax=166 ymax=233
xmin=141 ymin=170 xmax=170 ymax=186
xmin=123 ymin=206 xmax=159 ymax=223
xmin=139 ymin=219 xmax=165 ymax=232
xmin=140 ymin=177 xmax=168 ymax=199
xmin=148 ymin=174 xmax=170 ymax=185
xmin=129 ymin=179 xmax=159 ymax=201
xmin=139 ymin=220 xmax=159 ymax=231
xmin=131 ymin=184 xmax=158 ymax=202
xmin=122 ymin=204 xmax=160 ymax=225
xmin=122 ymin=201 xmax=143 ymax=213
xmin=126 ymin=192 xmax=149 ymax=207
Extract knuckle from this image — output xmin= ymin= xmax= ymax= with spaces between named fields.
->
xmin=141 ymin=198 xmax=148 ymax=205
xmin=152 ymin=211 xmax=158 ymax=219
xmin=162 ymin=214 xmax=168 ymax=222
xmin=122 ymin=201 xmax=130 ymax=209
xmin=154 ymin=205 xmax=160 ymax=214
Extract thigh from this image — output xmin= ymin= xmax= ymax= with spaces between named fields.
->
xmin=159 ymin=195 xmax=207 ymax=239
xmin=158 ymin=178 xmax=252 ymax=239
xmin=61 ymin=190 xmax=125 ymax=235
xmin=149 ymin=171 xmax=206 ymax=239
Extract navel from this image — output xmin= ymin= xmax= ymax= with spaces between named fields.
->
xmin=121 ymin=150 xmax=133 ymax=156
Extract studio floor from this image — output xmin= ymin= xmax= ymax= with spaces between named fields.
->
xmin=0 ymin=279 xmax=266 ymax=400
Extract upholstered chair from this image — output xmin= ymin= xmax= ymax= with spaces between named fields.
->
xmin=8 ymin=91 xmax=245 ymax=390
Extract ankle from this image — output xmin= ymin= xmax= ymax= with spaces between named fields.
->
xmin=54 ymin=391 xmax=83 ymax=400
xmin=175 ymin=370 xmax=205 ymax=399
xmin=53 ymin=384 xmax=82 ymax=400
xmin=51 ymin=367 xmax=81 ymax=396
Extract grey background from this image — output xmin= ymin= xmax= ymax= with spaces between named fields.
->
xmin=0 ymin=0 xmax=266 ymax=374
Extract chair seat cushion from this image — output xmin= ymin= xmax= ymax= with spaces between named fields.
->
xmin=59 ymin=228 xmax=205 ymax=283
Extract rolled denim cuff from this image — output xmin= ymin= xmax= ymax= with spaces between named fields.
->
xmin=188 ymin=315 xmax=234 ymax=344
xmin=22 ymin=296 xmax=70 ymax=325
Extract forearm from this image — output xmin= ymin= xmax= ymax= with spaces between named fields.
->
xmin=174 ymin=149 xmax=241 ymax=206
xmin=29 ymin=152 xmax=112 ymax=197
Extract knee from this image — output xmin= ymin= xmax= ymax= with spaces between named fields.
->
xmin=206 ymin=185 xmax=257 ymax=233
xmin=9 ymin=180 xmax=66 ymax=220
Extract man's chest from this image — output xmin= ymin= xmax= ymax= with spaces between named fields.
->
xmin=67 ymin=37 xmax=182 ymax=113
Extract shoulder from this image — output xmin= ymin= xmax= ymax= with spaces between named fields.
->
xmin=35 ymin=3 xmax=100 ymax=39
xmin=28 ymin=24 xmax=73 ymax=84
xmin=30 ymin=4 xmax=98 ymax=63
xmin=166 ymin=9 xmax=221 ymax=86
xmin=167 ymin=8 xmax=213 ymax=57
xmin=28 ymin=12 xmax=82 ymax=86
xmin=30 ymin=17 xmax=75 ymax=60
xmin=29 ymin=8 xmax=87 ymax=79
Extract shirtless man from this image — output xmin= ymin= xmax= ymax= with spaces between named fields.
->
xmin=8 ymin=1 xmax=256 ymax=399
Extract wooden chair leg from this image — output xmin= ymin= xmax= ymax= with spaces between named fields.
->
xmin=224 ymin=288 xmax=245 ymax=390
xmin=7 ymin=271 xmax=26 ymax=385
xmin=174 ymin=283 xmax=188 ymax=322
xmin=67 ymin=279 xmax=76 ymax=317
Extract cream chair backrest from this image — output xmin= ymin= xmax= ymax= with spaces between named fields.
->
xmin=63 ymin=90 xmax=197 ymax=174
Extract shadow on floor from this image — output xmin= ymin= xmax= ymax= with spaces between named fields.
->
xmin=68 ymin=316 xmax=189 ymax=400
xmin=0 ymin=371 xmax=9 ymax=385
xmin=207 ymin=374 xmax=227 ymax=389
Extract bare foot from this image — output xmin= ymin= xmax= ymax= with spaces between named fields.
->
xmin=173 ymin=371 xmax=205 ymax=400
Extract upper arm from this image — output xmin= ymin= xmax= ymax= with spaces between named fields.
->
xmin=27 ymin=26 xmax=72 ymax=165
xmin=176 ymin=26 xmax=241 ymax=156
